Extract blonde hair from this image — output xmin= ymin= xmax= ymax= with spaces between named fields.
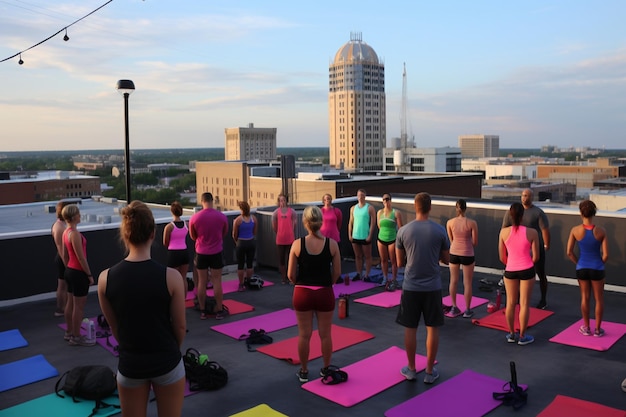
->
xmin=61 ymin=204 xmax=80 ymax=222
xmin=303 ymin=205 xmax=323 ymax=233
xmin=119 ymin=200 xmax=155 ymax=248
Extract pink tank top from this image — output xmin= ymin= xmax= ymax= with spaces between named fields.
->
xmin=449 ymin=217 xmax=474 ymax=256
xmin=275 ymin=208 xmax=295 ymax=245
xmin=504 ymin=226 xmax=534 ymax=272
xmin=168 ymin=221 xmax=188 ymax=250
xmin=63 ymin=227 xmax=87 ymax=271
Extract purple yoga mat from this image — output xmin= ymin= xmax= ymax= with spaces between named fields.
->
xmin=332 ymin=280 xmax=378 ymax=297
xmin=58 ymin=318 xmax=119 ymax=356
xmin=210 ymin=308 xmax=297 ymax=339
xmin=549 ymin=319 xmax=626 ymax=351
xmin=302 ymin=346 xmax=427 ymax=407
xmin=385 ymin=369 xmax=527 ymax=417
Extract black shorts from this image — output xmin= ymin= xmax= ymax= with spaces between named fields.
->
xmin=504 ymin=267 xmax=536 ymax=281
xmin=449 ymin=254 xmax=475 ymax=265
xmin=167 ymin=249 xmax=189 ymax=268
xmin=195 ymin=252 xmax=224 ymax=270
xmin=54 ymin=253 xmax=66 ymax=279
xmin=576 ymin=268 xmax=605 ymax=281
xmin=396 ymin=289 xmax=444 ymax=328
xmin=352 ymin=239 xmax=370 ymax=245
xmin=377 ymin=239 xmax=395 ymax=246
xmin=64 ymin=267 xmax=90 ymax=297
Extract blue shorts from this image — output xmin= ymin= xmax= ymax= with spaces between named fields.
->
xmin=117 ymin=359 xmax=185 ymax=388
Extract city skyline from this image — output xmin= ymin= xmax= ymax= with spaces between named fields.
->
xmin=1 ymin=1 xmax=625 ymax=152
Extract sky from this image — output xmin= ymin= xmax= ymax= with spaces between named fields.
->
xmin=1 ymin=1 xmax=625 ymax=152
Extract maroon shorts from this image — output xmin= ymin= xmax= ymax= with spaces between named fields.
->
xmin=292 ymin=286 xmax=335 ymax=312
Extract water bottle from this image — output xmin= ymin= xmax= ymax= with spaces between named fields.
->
xmin=88 ymin=320 xmax=95 ymax=341
xmin=344 ymin=274 xmax=350 ymax=286
xmin=496 ymin=289 xmax=502 ymax=310
xmin=338 ymin=295 xmax=347 ymax=319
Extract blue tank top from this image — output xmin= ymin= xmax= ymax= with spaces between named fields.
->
xmin=577 ymin=227 xmax=604 ymax=270
xmin=238 ymin=217 xmax=255 ymax=240
xmin=352 ymin=203 xmax=371 ymax=240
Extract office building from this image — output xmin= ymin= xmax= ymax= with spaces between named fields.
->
xmin=329 ymin=32 xmax=386 ymax=171
xmin=225 ymin=123 xmax=277 ymax=161
xmin=459 ymin=134 xmax=500 ymax=158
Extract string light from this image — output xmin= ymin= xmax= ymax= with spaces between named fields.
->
xmin=1 ymin=0 xmax=113 ymax=65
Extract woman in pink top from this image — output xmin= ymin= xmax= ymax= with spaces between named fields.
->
xmin=498 ymin=202 xmax=539 ymax=346
xmin=62 ymin=204 xmax=95 ymax=347
xmin=272 ymin=194 xmax=296 ymax=284
xmin=445 ymin=199 xmax=478 ymax=318
xmin=320 ymin=194 xmax=342 ymax=242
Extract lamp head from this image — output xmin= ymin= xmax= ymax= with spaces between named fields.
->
xmin=18 ymin=54 xmax=23 ymax=65
xmin=116 ymin=79 xmax=135 ymax=96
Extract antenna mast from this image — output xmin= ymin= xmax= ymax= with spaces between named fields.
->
xmin=401 ymin=63 xmax=408 ymax=149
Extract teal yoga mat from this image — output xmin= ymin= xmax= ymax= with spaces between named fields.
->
xmin=0 ymin=329 xmax=28 ymax=351
xmin=0 ymin=393 xmax=120 ymax=417
xmin=0 ymin=355 xmax=59 ymax=392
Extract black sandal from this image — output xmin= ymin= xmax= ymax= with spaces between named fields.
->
xmin=321 ymin=366 xmax=348 ymax=385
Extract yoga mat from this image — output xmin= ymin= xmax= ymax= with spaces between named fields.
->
xmin=536 ymin=394 xmax=625 ymax=417
xmin=211 ymin=308 xmax=297 ymax=339
xmin=442 ymin=295 xmax=489 ymax=312
xmin=0 ymin=355 xmax=59 ymax=392
xmin=186 ymin=299 xmax=255 ymax=315
xmin=549 ymin=319 xmax=626 ymax=351
xmin=302 ymin=346 xmax=427 ymax=407
xmin=0 ymin=329 xmax=28 ymax=351
xmin=384 ymin=369 xmax=527 ymax=417
xmin=257 ymin=325 xmax=375 ymax=364
xmin=332 ymin=280 xmax=378 ymax=297
xmin=0 ymin=392 xmax=120 ymax=417
xmin=472 ymin=305 xmax=554 ymax=332
xmin=354 ymin=290 xmax=401 ymax=308
xmin=58 ymin=318 xmax=119 ymax=356
xmin=229 ymin=404 xmax=289 ymax=417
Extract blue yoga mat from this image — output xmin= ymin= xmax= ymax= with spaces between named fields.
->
xmin=0 ymin=355 xmax=59 ymax=392
xmin=0 ymin=392 xmax=120 ymax=417
xmin=0 ymin=329 xmax=28 ymax=351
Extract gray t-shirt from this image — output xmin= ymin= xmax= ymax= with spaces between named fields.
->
xmin=502 ymin=205 xmax=549 ymax=246
xmin=396 ymin=219 xmax=450 ymax=292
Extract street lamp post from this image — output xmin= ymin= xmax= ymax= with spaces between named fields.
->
xmin=116 ymin=79 xmax=135 ymax=204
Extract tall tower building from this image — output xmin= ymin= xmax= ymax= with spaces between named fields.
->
xmin=329 ymin=32 xmax=386 ymax=170
xmin=225 ymin=123 xmax=277 ymax=161
xmin=458 ymin=134 xmax=500 ymax=158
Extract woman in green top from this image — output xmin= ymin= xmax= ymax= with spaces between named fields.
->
xmin=377 ymin=194 xmax=403 ymax=290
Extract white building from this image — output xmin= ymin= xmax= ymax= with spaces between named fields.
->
xmin=383 ymin=146 xmax=461 ymax=173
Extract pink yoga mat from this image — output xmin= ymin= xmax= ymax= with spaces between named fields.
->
xmin=549 ymin=319 xmax=626 ymax=351
xmin=302 ymin=346 xmax=427 ymax=407
xmin=536 ymin=394 xmax=625 ymax=417
xmin=442 ymin=295 xmax=489 ymax=312
xmin=385 ymin=369 xmax=525 ymax=417
xmin=471 ymin=305 xmax=554 ymax=332
xmin=211 ymin=308 xmax=297 ymax=339
xmin=354 ymin=291 xmax=401 ymax=308
xmin=256 ymin=324 xmax=374 ymax=364
xmin=208 ymin=279 xmax=274 ymax=297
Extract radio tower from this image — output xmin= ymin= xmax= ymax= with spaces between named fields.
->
xmin=400 ymin=63 xmax=408 ymax=150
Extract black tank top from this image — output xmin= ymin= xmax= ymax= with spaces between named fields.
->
xmin=106 ymin=259 xmax=181 ymax=378
xmin=296 ymin=236 xmax=333 ymax=286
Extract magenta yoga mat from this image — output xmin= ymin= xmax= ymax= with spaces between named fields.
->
xmin=441 ymin=295 xmax=489 ymax=312
xmin=332 ymin=280 xmax=378 ymax=298
xmin=354 ymin=291 xmax=401 ymax=308
xmin=207 ymin=279 xmax=275 ymax=297
xmin=211 ymin=308 xmax=297 ymax=339
xmin=302 ymin=346 xmax=427 ymax=407
xmin=549 ymin=319 xmax=626 ymax=351
xmin=385 ymin=369 xmax=525 ymax=417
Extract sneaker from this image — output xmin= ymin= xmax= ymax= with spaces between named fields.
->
xmin=498 ymin=278 xmax=504 ymax=287
xmin=621 ymin=377 xmax=626 ymax=393
xmin=579 ymin=325 xmax=592 ymax=336
xmin=363 ymin=275 xmax=372 ymax=282
xmin=449 ymin=306 xmax=461 ymax=316
xmin=238 ymin=284 xmax=246 ymax=292
xmin=69 ymin=335 xmax=96 ymax=347
xmin=594 ymin=328 xmax=605 ymax=337
xmin=297 ymin=369 xmax=309 ymax=383
xmin=518 ymin=335 xmax=535 ymax=346
xmin=64 ymin=332 xmax=72 ymax=341
xmin=506 ymin=333 xmax=518 ymax=343
xmin=424 ymin=368 xmax=439 ymax=384
xmin=536 ymin=300 xmax=547 ymax=310
xmin=200 ymin=312 xmax=208 ymax=320
xmin=463 ymin=309 xmax=474 ymax=318
xmin=352 ymin=273 xmax=361 ymax=281
xmin=400 ymin=366 xmax=417 ymax=381
xmin=215 ymin=308 xmax=230 ymax=320
xmin=442 ymin=305 xmax=452 ymax=314
xmin=54 ymin=309 xmax=64 ymax=317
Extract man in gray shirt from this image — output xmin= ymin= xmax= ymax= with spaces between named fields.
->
xmin=395 ymin=192 xmax=450 ymax=384
xmin=502 ymin=188 xmax=551 ymax=309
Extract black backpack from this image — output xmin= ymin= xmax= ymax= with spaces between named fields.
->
xmin=183 ymin=348 xmax=228 ymax=391
xmin=238 ymin=328 xmax=273 ymax=352
xmin=244 ymin=275 xmax=264 ymax=290
xmin=55 ymin=365 xmax=119 ymax=417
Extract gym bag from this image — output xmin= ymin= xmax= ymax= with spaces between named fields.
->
xmin=238 ymin=328 xmax=273 ymax=351
xmin=183 ymin=348 xmax=228 ymax=391
xmin=55 ymin=365 xmax=119 ymax=417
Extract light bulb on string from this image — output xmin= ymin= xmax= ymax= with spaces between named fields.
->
xmin=18 ymin=54 xmax=23 ymax=65
xmin=63 ymin=28 xmax=69 ymax=42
